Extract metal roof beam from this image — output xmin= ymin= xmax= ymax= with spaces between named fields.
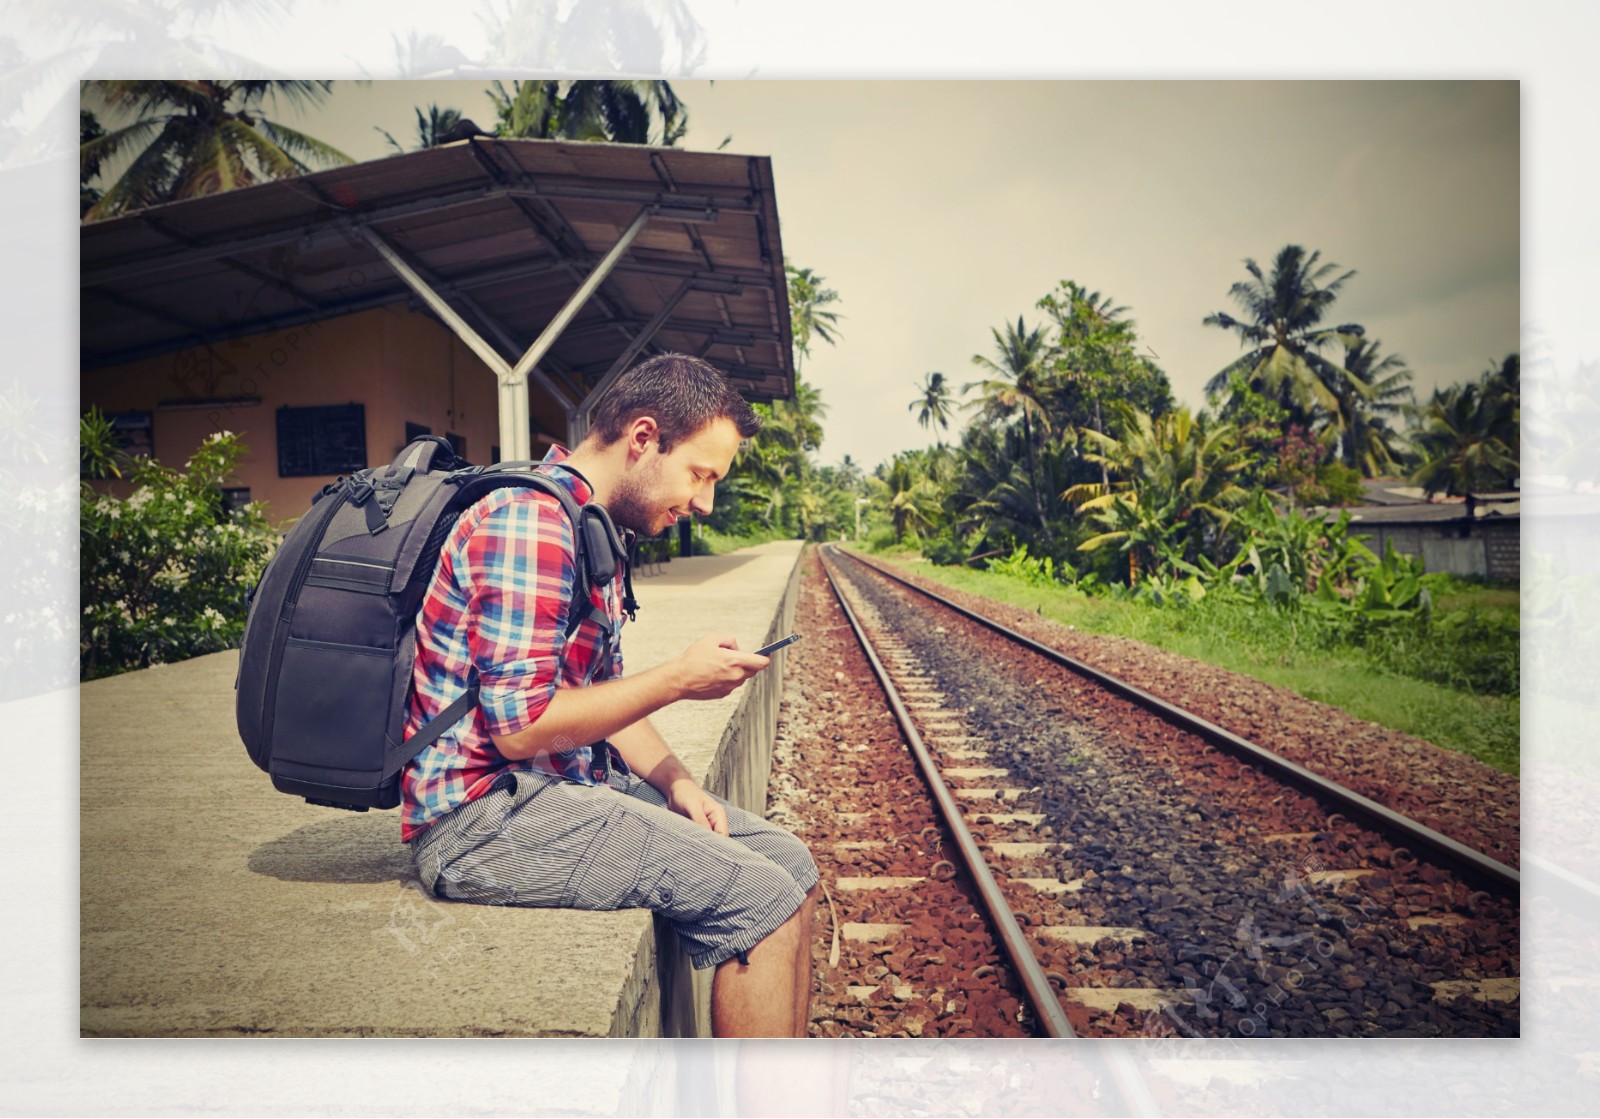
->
xmin=444 ymin=255 xmax=750 ymax=298
xmin=82 ymin=184 xmax=503 ymax=288
xmin=88 ymin=286 xmax=213 ymax=338
xmin=568 ymin=278 xmax=692 ymax=444
xmin=87 ymin=201 xmax=754 ymax=301
xmin=355 ymin=225 xmax=580 ymax=441
xmin=562 ymin=316 xmax=779 ymax=345
xmin=509 ymin=206 xmax=653 ymax=456
xmin=79 ymin=265 xmax=754 ymax=375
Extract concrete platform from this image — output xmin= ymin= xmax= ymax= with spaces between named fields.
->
xmin=80 ymin=540 xmax=804 ymax=1042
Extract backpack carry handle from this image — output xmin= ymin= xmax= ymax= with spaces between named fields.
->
xmin=397 ymin=435 xmax=468 ymax=474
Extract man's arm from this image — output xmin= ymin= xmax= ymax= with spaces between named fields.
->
xmin=608 ymin=717 xmax=728 ymax=835
xmin=490 ymin=633 xmax=769 ymax=775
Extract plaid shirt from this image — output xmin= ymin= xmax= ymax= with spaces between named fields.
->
xmin=401 ymin=446 xmax=629 ymax=841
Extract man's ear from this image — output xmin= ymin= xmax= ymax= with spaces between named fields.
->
xmin=625 ymin=416 xmax=660 ymax=461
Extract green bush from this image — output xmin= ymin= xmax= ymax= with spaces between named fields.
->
xmin=80 ymin=420 xmax=279 ymax=680
xmin=922 ymin=527 xmax=989 ymax=567
xmin=988 ymin=545 xmax=1065 ymax=589
xmin=863 ymin=524 xmax=899 ymax=552
xmin=689 ymin=522 xmax=797 ymax=556
xmin=1308 ymin=462 xmax=1366 ymax=506
xmin=1366 ymin=609 xmax=1520 ymax=696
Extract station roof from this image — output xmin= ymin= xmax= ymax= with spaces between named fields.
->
xmin=80 ymin=137 xmax=795 ymax=406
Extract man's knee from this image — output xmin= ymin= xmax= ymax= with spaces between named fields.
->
xmin=764 ymin=827 xmax=819 ymax=890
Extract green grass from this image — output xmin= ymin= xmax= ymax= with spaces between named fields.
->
xmin=874 ymin=557 xmax=1520 ymax=776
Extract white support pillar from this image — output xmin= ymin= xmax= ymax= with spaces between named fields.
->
xmin=358 ymin=225 xmax=513 ymax=382
xmin=359 ymin=207 xmax=659 ymax=462
xmin=510 ymin=207 xmax=652 ymax=390
xmin=357 ymin=225 xmax=576 ymax=462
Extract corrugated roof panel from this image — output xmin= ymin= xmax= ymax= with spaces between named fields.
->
xmin=82 ymin=138 xmax=793 ymax=409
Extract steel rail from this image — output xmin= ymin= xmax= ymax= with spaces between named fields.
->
xmin=818 ymin=548 xmax=1161 ymax=1116
xmin=834 ymin=547 xmax=1520 ymax=897
xmin=817 ymin=549 xmax=1073 ymax=1034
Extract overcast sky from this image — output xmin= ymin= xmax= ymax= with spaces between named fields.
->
xmin=282 ymin=79 xmax=1519 ymax=471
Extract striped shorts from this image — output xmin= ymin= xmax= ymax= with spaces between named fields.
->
xmin=410 ymin=767 xmax=818 ymax=969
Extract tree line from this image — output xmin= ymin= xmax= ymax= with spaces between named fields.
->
xmin=882 ymin=245 xmax=1518 ymax=597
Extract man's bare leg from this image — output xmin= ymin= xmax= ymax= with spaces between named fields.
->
xmin=712 ymin=889 xmax=817 ymax=1037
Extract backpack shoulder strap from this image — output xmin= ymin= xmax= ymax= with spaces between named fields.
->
xmin=399 ymin=468 xmax=601 ymax=769
xmin=515 ymin=472 xmax=603 ymax=641
xmin=451 ymin=465 xmax=602 ymax=638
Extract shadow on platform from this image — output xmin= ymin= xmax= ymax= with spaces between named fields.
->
xmin=248 ymin=814 xmax=412 ymax=885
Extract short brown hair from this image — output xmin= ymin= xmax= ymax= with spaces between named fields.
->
xmin=589 ymin=353 xmax=762 ymax=451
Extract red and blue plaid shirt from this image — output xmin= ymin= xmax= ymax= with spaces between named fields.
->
xmin=401 ymin=446 xmax=629 ymax=841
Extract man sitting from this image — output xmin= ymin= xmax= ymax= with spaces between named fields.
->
xmin=402 ymin=353 xmax=818 ymax=1038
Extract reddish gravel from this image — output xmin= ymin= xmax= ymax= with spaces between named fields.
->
xmin=768 ymin=552 xmax=1034 ymax=1038
xmin=863 ymin=553 xmax=1520 ymax=869
xmin=769 ymin=549 xmax=1518 ymax=1042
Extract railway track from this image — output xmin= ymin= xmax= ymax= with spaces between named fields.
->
xmin=786 ymin=545 xmax=1520 ymax=1047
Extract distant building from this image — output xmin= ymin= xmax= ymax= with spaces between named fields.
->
xmin=1328 ymin=479 xmax=1519 ymax=582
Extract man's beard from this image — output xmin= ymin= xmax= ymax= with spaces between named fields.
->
xmin=605 ymin=456 xmax=669 ymax=534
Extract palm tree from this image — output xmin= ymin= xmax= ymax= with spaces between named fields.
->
xmin=81 ymin=81 xmax=353 ymax=221
xmin=966 ymin=316 xmax=1055 ymax=537
xmin=377 ymin=104 xmax=466 ymax=154
xmin=1065 ymin=405 xmax=1251 ymax=578
xmin=873 ymin=452 xmax=942 ymax=544
xmin=490 ymin=79 xmax=688 ymax=146
xmin=1203 ymin=244 xmax=1366 ymax=431
xmin=1409 ymin=358 xmax=1519 ymax=496
xmin=963 ymin=450 xmax=1074 ymax=556
xmin=1040 ymin=280 xmax=1137 ymax=487
xmin=835 ymin=454 xmax=864 ymax=490
xmin=909 ymin=371 xmax=955 ymax=432
xmin=765 ymin=377 xmax=827 ymax=455
xmin=1334 ymin=338 xmax=1414 ymax=476
xmin=80 ymin=108 xmax=106 ymax=216
xmin=475 ymin=0 xmax=709 ymax=77
xmin=785 ymin=264 xmax=844 ymax=371
xmin=1481 ymin=353 xmax=1520 ymax=457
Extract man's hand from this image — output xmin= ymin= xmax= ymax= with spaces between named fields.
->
xmin=667 ymin=776 xmax=729 ymax=835
xmin=673 ymin=634 xmax=770 ymax=701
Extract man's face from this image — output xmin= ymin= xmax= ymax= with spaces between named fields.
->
xmin=607 ymin=417 xmax=743 ymax=535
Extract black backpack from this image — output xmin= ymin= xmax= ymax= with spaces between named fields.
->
xmin=235 ymin=436 xmax=635 ymax=812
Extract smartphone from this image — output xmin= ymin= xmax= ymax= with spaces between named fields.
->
xmin=754 ymin=633 xmax=802 ymax=657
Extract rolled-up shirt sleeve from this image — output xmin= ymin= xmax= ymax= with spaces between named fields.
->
xmin=461 ymin=493 xmax=577 ymax=737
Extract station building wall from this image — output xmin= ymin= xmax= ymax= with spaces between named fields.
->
xmin=82 ymin=307 xmax=571 ymax=525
